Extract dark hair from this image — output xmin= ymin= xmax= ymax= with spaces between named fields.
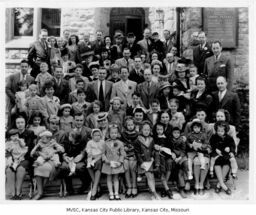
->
xmin=77 ymin=88 xmax=86 ymax=96
xmin=195 ymin=76 xmax=207 ymax=85
xmin=75 ymin=64 xmax=84 ymax=70
xmin=172 ymin=126 xmax=181 ymax=132
xmin=120 ymin=66 xmax=129 ymax=72
xmin=169 ymin=98 xmax=179 ymax=108
xmin=48 ymin=36 xmax=57 ymax=48
xmin=76 ymin=78 xmax=85 ymax=85
xmin=123 ymin=47 xmax=130 ymax=52
xmin=74 ymin=112 xmax=84 ymax=118
xmin=155 ymin=122 xmax=165 ymax=129
xmin=68 ymin=34 xmax=79 ymax=45
xmin=42 ymin=80 xmax=55 ymax=93
xmin=13 ymin=112 xmax=28 ymax=128
xmin=28 ymin=111 xmax=44 ymax=126
xmin=151 ymin=99 xmax=160 ymax=105
xmin=20 ymin=59 xmax=29 ymax=65
xmin=212 ymin=40 xmax=222 ymax=47
xmin=157 ymin=110 xmax=171 ymax=123
xmin=216 ymin=109 xmax=231 ymax=123
xmin=123 ymin=116 xmax=134 ymax=129
xmin=214 ymin=120 xmax=230 ymax=133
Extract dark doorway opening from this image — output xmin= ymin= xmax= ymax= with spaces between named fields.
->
xmin=110 ymin=8 xmax=145 ymax=41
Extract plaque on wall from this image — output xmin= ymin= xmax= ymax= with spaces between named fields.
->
xmin=203 ymin=8 xmax=238 ymax=48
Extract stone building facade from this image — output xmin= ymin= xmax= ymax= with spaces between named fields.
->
xmin=5 ymin=7 xmax=248 ymax=88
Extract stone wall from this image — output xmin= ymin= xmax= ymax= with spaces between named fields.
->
xmin=181 ymin=7 xmax=249 ymax=87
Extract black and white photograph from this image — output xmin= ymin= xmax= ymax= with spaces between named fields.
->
xmin=1 ymin=0 xmax=255 ymax=213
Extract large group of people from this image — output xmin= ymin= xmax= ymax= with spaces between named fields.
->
xmin=5 ymin=27 xmax=241 ymax=201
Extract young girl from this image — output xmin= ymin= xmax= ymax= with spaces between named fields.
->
xmin=5 ymin=129 xmax=28 ymax=172
xmin=86 ymin=129 xmax=105 ymax=200
xmin=27 ymin=111 xmax=46 ymax=137
xmin=209 ymin=121 xmax=238 ymax=178
xmin=170 ymin=127 xmax=189 ymax=198
xmin=133 ymin=107 xmax=147 ymax=133
xmin=14 ymin=80 xmax=30 ymax=113
xmin=25 ymin=84 xmax=41 ymax=118
xmin=147 ymin=99 xmax=161 ymax=126
xmin=153 ymin=122 xmax=173 ymax=199
xmin=31 ymin=130 xmax=64 ymax=167
xmin=102 ymin=125 xmax=125 ymax=200
xmin=188 ymin=64 xmax=199 ymax=92
xmin=108 ymin=97 xmax=126 ymax=127
xmin=86 ymin=100 xmax=101 ymax=129
xmin=168 ymin=98 xmax=186 ymax=130
xmin=186 ymin=119 xmax=208 ymax=180
xmin=121 ymin=117 xmax=139 ymax=198
xmin=59 ymin=104 xmax=74 ymax=132
xmin=134 ymin=120 xmax=160 ymax=200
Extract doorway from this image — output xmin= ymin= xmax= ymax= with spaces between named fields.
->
xmin=110 ymin=8 xmax=145 ymax=41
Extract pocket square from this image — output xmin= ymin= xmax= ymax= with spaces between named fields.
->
xmin=220 ymin=64 xmax=226 ymax=68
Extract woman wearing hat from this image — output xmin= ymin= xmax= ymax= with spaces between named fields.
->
xmin=6 ymin=113 xmax=36 ymax=200
xmin=173 ymin=59 xmax=190 ymax=93
xmin=97 ymin=112 xmax=110 ymax=140
xmin=157 ymin=82 xmax=173 ymax=111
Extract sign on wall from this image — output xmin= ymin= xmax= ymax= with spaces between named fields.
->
xmin=203 ymin=8 xmax=238 ymax=48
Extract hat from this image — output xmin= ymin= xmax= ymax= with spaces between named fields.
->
xmin=91 ymin=128 xmax=102 ymax=137
xmin=88 ymin=61 xmax=100 ymax=70
xmin=190 ymin=118 xmax=202 ymax=129
xmin=159 ymin=82 xmax=172 ymax=92
xmin=39 ymin=130 xmax=53 ymax=138
xmin=110 ymin=96 xmax=124 ymax=105
xmin=80 ymin=49 xmax=94 ymax=58
xmin=49 ymin=115 xmax=60 ymax=122
xmin=96 ymin=112 xmax=108 ymax=121
xmin=127 ymin=32 xmax=135 ymax=38
xmin=152 ymin=32 xmax=159 ymax=36
xmin=175 ymin=63 xmax=187 ymax=72
xmin=110 ymin=64 xmax=120 ymax=73
xmin=7 ymin=129 xmax=19 ymax=138
xmin=60 ymin=103 xmax=72 ymax=110
xmin=160 ymin=147 xmax=172 ymax=156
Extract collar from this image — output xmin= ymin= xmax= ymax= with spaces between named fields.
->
xmin=219 ymin=89 xmax=227 ymax=95
xmin=215 ymin=53 xmax=222 ymax=60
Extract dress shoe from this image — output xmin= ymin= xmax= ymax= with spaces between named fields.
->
xmin=90 ymin=195 xmax=96 ymax=200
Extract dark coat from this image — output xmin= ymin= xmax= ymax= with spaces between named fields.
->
xmin=52 ymin=78 xmax=70 ymax=105
xmin=129 ymin=69 xmax=145 ymax=84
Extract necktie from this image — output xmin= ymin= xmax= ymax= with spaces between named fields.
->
xmin=147 ymin=82 xmax=150 ymax=94
xmin=146 ymin=39 xmax=150 ymax=49
xmin=219 ymin=91 xmax=222 ymax=102
xmin=99 ymin=81 xmax=104 ymax=105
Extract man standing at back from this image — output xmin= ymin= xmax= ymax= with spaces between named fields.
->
xmin=204 ymin=40 xmax=234 ymax=91
xmin=137 ymin=28 xmax=153 ymax=61
xmin=193 ymin=31 xmax=213 ymax=75
xmin=92 ymin=30 xmax=105 ymax=59
xmin=28 ymin=29 xmax=50 ymax=78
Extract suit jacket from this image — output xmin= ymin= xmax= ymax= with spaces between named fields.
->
xmin=193 ymin=42 xmax=213 ymax=75
xmin=111 ymin=80 xmax=137 ymax=108
xmin=151 ymin=39 xmax=165 ymax=60
xmin=52 ymin=78 xmax=70 ymax=104
xmin=212 ymin=90 xmax=241 ymax=127
xmin=129 ymin=69 xmax=145 ymax=84
xmin=163 ymin=60 xmax=177 ymax=82
xmin=27 ymin=40 xmax=49 ymax=67
xmin=77 ymin=41 xmax=93 ymax=63
xmin=136 ymin=81 xmax=159 ymax=109
xmin=6 ymin=72 xmax=35 ymax=105
xmin=137 ymin=38 xmax=153 ymax=61
xmin=87 ymin=80 xmax=113 ymax=111
xmin=115 ymin=57 xmax=135 ymax=72
xmin=204 ymin=53 xmax=234 ymax=91
xmin=91 ymin=40 xmax=105 ymax=56
xmin=163 ymin=39 xmax=173 ymax=55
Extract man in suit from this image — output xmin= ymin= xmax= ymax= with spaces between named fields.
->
xmin=6 ymin=59 xmax=35 ymax=112
xmin=27 ymin=29 xmax=50 ymax=78
xmin=163 ymin=52 xmax=178 ymax=82
xmin=212 ymin=76 xmax=241 ymax=127
xmin=129 ymin=56 xmax=145 ymax=84
xmin=193 ymin=31 xmax=213 ymax=75
xmin=125 ymin=32 xmax=141 ymax=59
xmin=111 ymin=66 xmax=137 ymax=108
xmin=151 ymin=32 xmax=165 ymax=61
xmin=91 ymin=30 xmax=105 ymax=58
xmin=52 ymin=65 xmax=70 ymax=104
xmin=137 ymin=28 xmax=153 ymax=61
xmin=115 ymin=48 xmax=135 ymax=72
xmin=77 ymin=33 xmax=93 ymax=63
xmin=136 ymin=68 xmax=159 ymax=109
xmin=204 ymin=40 xmax=234 ymax=92
xmin=87 ymin=67 xmax=113 ymax=111
xmin=163 ymin=30 xmax=174 ymax=55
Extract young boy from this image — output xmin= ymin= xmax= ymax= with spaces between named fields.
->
xmin=188 ymin=64 xmax=199 ymax=92
xmin=25 ymin=84 xmax=41 ymax=118
xmin=35 ymin=62 xmax=53 ymax=95
xmin=147 ymin=99 xmax=160 ymax=126
xmin=186 ymin=119 xmax=207 ymax=180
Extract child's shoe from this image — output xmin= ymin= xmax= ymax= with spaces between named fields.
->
xmin=209 ymin=170 xmax=214 ymax=178
xmin=188 ymin=172 xmax=193 ymax=180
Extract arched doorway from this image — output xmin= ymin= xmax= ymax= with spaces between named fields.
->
xmin=110 ymin=8 xmax=145 ymax=40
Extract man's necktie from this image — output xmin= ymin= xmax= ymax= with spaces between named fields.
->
xmin=99 ymin=81 xmax=104 ymax=106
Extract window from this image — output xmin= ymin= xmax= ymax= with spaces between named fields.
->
xmin=41 ymin=8 xmax=61 ymax=37
xmin=14 ymin=8 xmax=34 ymax=37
